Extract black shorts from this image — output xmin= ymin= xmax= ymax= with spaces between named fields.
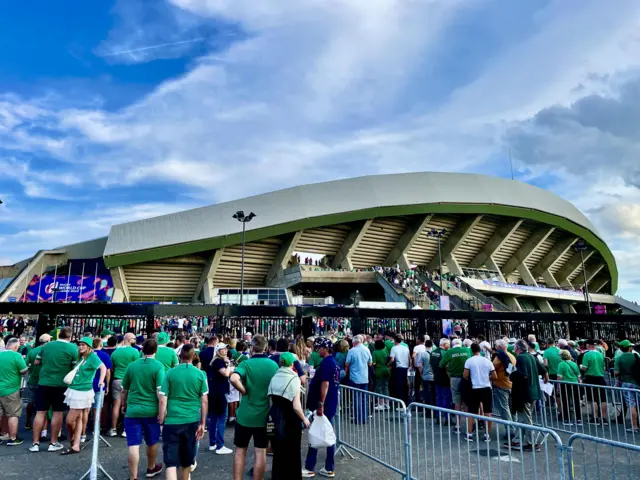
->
xmin=233 ymin=422 xmax=268 ymax=449
xmin=584 ymin=376 xmax=607 ymax=405
xmin=35 ymin=385 xmax=68 ymax=412
xmin=467 ymin=387 xmax=493 ymax=415
xmin=162 ymin=422 xmax=199 ymax=468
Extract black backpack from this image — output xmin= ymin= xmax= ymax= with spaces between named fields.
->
xmin=631 ymin=355 xmax=640 ymax=385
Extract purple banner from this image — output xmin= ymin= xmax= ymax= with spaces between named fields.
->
xmin=22 ymin=274 xmax=114 ymax=302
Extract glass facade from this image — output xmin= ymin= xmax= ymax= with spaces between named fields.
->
xmin=213 ymin=288 xmax=290 ymax=306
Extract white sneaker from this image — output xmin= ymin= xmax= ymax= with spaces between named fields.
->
xmin=0 ymin=434 xmax=10 ymax=441
xmin=80 ymin=435 xmax=87 ymax=443
xmin=107 ymin=429 xmax=117 ymax=437
xmin=120 ymin=431 xmax=127 ymax=438
xmin=189 ymin=461 xmax=197 ymax=473
xmin=374 ymin=405 xmax=385 ymax=411
xmin=483 ymin=433 xmax=491 ymax=443
xmin=29 ymin=443 xmax=40 ymax=452
xmin=48 ymin=442 xmax=64 ymax=452
xmin=208 ymin=446 xmax=217 ymax=452
xmin=215 ymin=446 xmax=233 ymax=455
xmin=302 ymin=469 xmax=316 ymax=478
xmin=319 ymin=468 xmax=335 ymax=478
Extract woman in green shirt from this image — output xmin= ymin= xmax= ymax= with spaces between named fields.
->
xmin=62 ymin=337 xmax=106 ymax=455
xmin=372 ymin=340 xmax=391 ymax=410
xmin=556 ymin=350 xmax=582 ymax=426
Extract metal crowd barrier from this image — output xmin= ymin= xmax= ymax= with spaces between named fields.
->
xmin=532 ymin=380 xmax=640 ymax=445
xmin=336 ymin=385 xmax=411 ymax=477
xmin=79 ymin=391 xmax=113 ymax=480
xmin=336 ymin=386 xmax=640 ymax=480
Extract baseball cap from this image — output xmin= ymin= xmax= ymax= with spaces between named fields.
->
xmin=215 ymin=343 xmax=228 ymax=353
xmin=157 ymin=332 xmax=170 ymax=345
xmin=279 ymin=352 xmax=296 ymax=367
xmin=314 ymin=337 xmax=333 ymax=350
xmin=618 ymin=340 xmax=635 ymax=348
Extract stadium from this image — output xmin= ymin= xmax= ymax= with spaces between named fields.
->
xmin=1 ymin=172 xmax=637 ymax=314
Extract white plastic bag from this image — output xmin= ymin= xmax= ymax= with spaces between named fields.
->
xmin=308 ymin=415 xmax=336 ymax=448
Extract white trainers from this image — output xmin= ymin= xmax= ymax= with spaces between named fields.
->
xmin=216 ymin=446 xmax=233 ymax=455
xmin=0 ymin=434 xmax=10 ymax=441
xmin=80 ymin=435 xmax=87 ymax=443
xmin=29 ymin=443 xmax=40 ymax=452
xmin=48 ymin=442 xmax=64 ymax=452
xmin=107 ymin=429 xmax=117 ymax=437
xmin=373 ymin=405 xmax=386 ymax=411
xmin=208 ymin=446 xmax=217 ymax=452
xmin=120 ymin=431 xmax=127 ymax=438
xmin=319 ymin=468 xmax=335 ymax=478
xmin=302 ymin=469 xmax=316 ymax=478
xmin=189 ymin=461 xmax=197 ymax=473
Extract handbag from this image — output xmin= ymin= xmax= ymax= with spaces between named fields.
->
xmin=266 ymin=376 xmax=297 ymax=440
xmin=63 ymin=358 xmax=85 ymax=386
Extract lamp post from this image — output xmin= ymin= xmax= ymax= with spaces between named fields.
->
xmin=233 ymin=210 xmax=256 ymax=306
xmin=574 ymin=240 xmax=591 ymax=313
xmin=427 ymin=228 xmax=447 ymax=298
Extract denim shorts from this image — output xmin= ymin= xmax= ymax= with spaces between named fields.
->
xmin=621 ymin=383 xmax=640 ymax=408
xmin=124 ymin=417 xmax=161 ymax=447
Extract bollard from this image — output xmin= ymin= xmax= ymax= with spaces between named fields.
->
xmin=79 ymin=391 xmax=114 ymax=480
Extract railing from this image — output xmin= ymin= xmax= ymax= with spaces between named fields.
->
xmin=335 ymin=385 xmax=640 ymax=480
xmin=458 ymin=277 xmax=513 ymax=312
xmin=415 ymin=272 xmax=479 ymax=311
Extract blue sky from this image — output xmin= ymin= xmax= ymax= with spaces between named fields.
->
xmin=1 ymin=0 xmax=640 ymax=301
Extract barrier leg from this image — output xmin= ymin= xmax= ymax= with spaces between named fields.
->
xmin=78 ymin=392 xmax=114 ymax=480
xmin=335 ymin=388 xmax=355 ymax=459
xmin=402 ymin=409 xmax=412 ymax=480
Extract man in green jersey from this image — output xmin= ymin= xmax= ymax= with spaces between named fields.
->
xmin=122 ymin=339 xmax=165 ymax=480
xmin=159 ymin=345 xmax=208 ymax=480
xmin=24 ymin=334 xmax=51 ymax=430
xmin=0 ymin=338 xmax=29 ymax=445
xmin=109 ymin=332 xmax=140 ymax=437
xmin=614 ymin=340 xmax=640 ymax=433
xmin=154 ymin=332 xmax=179 ymax=371
xmin=32 ymin=327 xmax=78 ymax=452
xmin=581 ymin=339 xmax=608 ymax=425
xmin=230 ymin=334 xmax=278 ymax=480
xmin=440 ymin=338 xmax=470 ymax=434
xmin=543 ymin=338 xmax=562 ymax=380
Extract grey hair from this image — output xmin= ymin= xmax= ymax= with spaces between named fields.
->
xmin=452 ymin=339 xmax=462 ymax=347
xmin=353 ymin=335 xmax=364 ymax=345
xmin=463 ymin=339 xmax=472 ymax=347
xmin=495 ymin=339 xmax=507 ymax=349
xmin=440 ymin=338 xmax=450 ymax=346
xmin=515 ymin=339 xmax=529 ymax=353
xmin=6 ymin=338 xmax=20 ymax=349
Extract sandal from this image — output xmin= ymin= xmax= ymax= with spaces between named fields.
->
xmin=61 ymin=448 xmax=80 ymax=455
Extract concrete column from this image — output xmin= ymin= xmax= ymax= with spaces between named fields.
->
xmin=427 ymin=215 xmax=483 ymax=272
xmin=502 ymin=227 xmax=555 ymax=276
xmin=517 ymin=261 xmax=538 ymax=287
xmin=537 ymin=299 xmax=554 ymax=313
xmin=591 ymin=277 xmax=610 ymax=294
xmin=557 ymin=250 xmax=594 ymax=286
xmin=530 ymin=236 xmax=577 ymax=278
xmin=192 ymin=249 xmax=224 ymax=302
xmin=561 ymin=303 xmax=577 ymax=314
xmin=504 ymin=296 xmax=523 ymax=312
xmin=469 ymin=220 xmax=523 ymax=268
xmin=542 ymin=270 xmax=560 ymax=288
xmin=332 ymin=219 xmax=373 ymax=269
xmin=384 ymin=214 xmax=433 ymax=267
xmin=485 ymin=257 xmax=506 ymax=282
xmin=266 ymin=231 xmax=303 ymax=286
xmin=110 ymin=266 xmax=130 ymax=303
xmin=583 ymin=263 xmax=606 ymax=285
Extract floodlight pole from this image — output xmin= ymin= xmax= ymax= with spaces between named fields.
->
xmin=579 ymin=249 xmax=591 ymax=313
xmin=437 ymin=235 xmax=443 ymax=298
xmin=240 ymin=219 xmax=246 ymax=307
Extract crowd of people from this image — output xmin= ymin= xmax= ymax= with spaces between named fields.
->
xmin=0 ymin=318 xmax=639 ymax=479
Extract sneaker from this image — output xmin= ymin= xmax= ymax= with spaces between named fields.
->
xmin=465 ymin=434 xmax=474 ymax=442
xmin=7 ymin=438 xmax=23 ymax=446
xmin=189 ymin=462 xmax=197 ymax=473
xmin=483 ymin=434 xmax=491 ymax=443
xmin=626 ymin=428 xmax=640 ymax=434
xmin=120 ymin=431 xmax=127 ymax=438
xmin=29 ymin=443 xmax=40 ymax=452
xmin=216 ymin=446 xmax=233 ymax=455
xmin=0 ymin=434 xmax=9 ymax=441
xmin=452 ymin=426 xmax=461 ymax=435
xmin=563 ymin=421 xmax=574 ymax=427
xmin=146 ymin=464 xmax=163 ymax=478
xmin=48 ymin=442 xmax=64 ymax=452
xmin=319 ymin=468 xmax=335 ymax=478
xmin=107 ymin=429 xmax=117 ymax=437
xmin=302 ymin=469 xmax=316 ymax=478
xmin=80 ymin=435 xmax=87 ymax=443
xmin=384 ymin=404 xmax=391 ymax=410
xmin=374 ymin=405 xmax=386 ymax=411
xmin=602 ymin=420 xmax=609 ymax=426
xmin=576 ymin=420 xmax=583 ymax=426
xmin=208 ymin=446 xmax=217 ymax=452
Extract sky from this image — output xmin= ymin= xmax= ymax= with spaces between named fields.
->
xmin=0 ymin=0 xmax=640 ymax=301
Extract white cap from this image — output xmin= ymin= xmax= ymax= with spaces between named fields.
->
xmin=509 ymin=338 xmax=517 ymax=344
xmin=558 ymin=339 xmax=568 ymax=347
xmin=215 ymin=343 xmax=228 ymax=353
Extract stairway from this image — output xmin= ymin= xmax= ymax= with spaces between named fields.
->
xmin=376 ymin=272 xmax=436 ymax=310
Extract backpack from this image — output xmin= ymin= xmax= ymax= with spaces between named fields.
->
xmin=266 ymin=376 xmax=297 ymax=440
xmin=632 ymin=355 xmax=640 ymax=385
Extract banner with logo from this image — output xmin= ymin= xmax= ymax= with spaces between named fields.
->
xmin=22 ymin=273 xmax=114 ymax=302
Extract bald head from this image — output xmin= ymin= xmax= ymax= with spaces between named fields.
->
xmin=124 ymin=333 xmax=136 ymax=346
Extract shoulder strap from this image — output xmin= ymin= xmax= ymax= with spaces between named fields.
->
xmin=281 ymin=375 xmax=297 ymax=397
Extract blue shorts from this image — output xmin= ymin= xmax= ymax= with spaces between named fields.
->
xmin=124 ymin=417 xmax=161 ymax=447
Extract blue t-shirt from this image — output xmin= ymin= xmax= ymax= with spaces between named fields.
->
xmin=93 ymin=350 xmax=112 ymax=392
xmin=345 ymin=345 xmax=372 ymax=384
xmin=307 ymin=355 xmax=339 ymax=418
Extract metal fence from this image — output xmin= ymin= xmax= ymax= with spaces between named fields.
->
xmin=53 ymin=315 xmax=149 ymax=338
xmin=532 ymin=380 xmax=640 ymax=445
xmin=336 ymin=386 xmax=640 ymax=480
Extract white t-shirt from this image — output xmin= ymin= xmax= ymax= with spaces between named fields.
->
xmin=390 ymin=344 xmax=411 ymax=368
xmin=464 ymin=355 xmax=495 ymax=389
xmin=177 ymin=318 xmax=185 ymax=329
xmin=413 ymin=344 xmax=426 ymax=357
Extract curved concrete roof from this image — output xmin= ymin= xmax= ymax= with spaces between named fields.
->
xmin=103 ymin=172 xmax=616 ymax=291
